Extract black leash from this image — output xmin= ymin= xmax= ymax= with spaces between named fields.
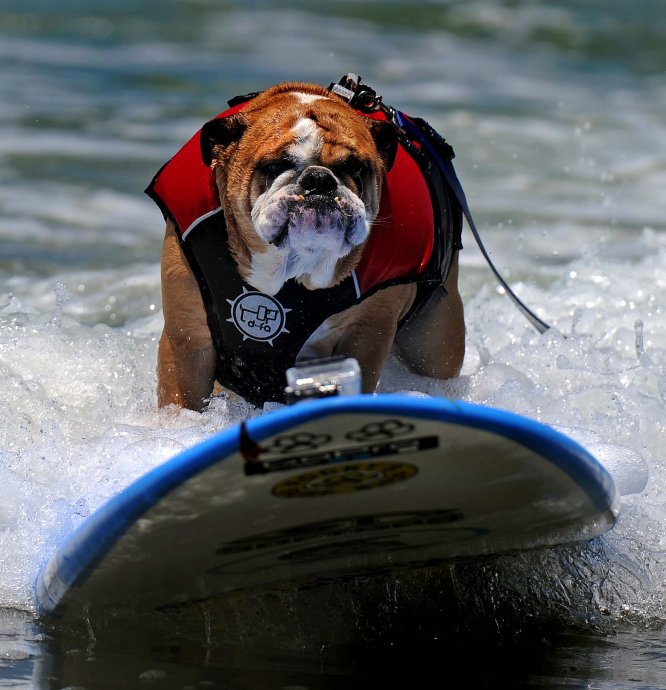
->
xmin=329 ymin=73 xmax=552 ymax=335
xmin=395 ymin=111 xmax=551 ymax=335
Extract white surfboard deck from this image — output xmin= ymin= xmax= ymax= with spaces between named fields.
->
xmin=36 ymin=394 xmax=620 ymax=618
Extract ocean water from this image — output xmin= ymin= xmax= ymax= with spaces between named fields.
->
xmin=2 ymin=0 xmax=666 ymax=687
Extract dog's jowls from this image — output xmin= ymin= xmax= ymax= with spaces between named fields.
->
xmin=155 ymin=81 xmax=465 ymax=409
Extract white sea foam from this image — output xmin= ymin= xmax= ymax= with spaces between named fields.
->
xmin=0 ymin=286 xmax=256 ymax=610
xmin=0 ymin=237 xmax=664 ymax=621
xmin=0 ymin=0 xmax=664 ymax=635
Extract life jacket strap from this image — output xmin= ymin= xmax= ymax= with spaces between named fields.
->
xmin=328 ymin=73 xmax=552 ymax=335
xmin=398 ymin=113 xmax=551 ymax=335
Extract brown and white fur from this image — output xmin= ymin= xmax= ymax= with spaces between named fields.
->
xmin=158 ymin=82 xmax=464 ymax=409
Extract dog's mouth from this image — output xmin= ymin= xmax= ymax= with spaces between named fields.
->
xmin=249 ymin=179 xmax=373 ymax=292
xmin=270 ymin=222 xmax=290 ymax=248
xmin=268 ymin=193 xmax=354 ymax=248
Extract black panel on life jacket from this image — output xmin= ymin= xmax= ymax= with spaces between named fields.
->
xmin=181 ymin=212 xmax=360 ymax=406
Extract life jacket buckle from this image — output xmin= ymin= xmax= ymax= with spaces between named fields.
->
xmin=328 ymin=73 xmax=383 ymax=113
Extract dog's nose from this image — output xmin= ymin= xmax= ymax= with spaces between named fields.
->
xmin=298 ymin=166 xmax=338 ymax=196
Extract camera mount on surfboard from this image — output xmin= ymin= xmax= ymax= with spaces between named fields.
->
xmin=285 ymin=356 xmax=362 ymax=404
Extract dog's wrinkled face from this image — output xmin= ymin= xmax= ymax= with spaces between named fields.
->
xmin=201 ymin=84 xmax=396 ymax=295
xmin=250 ymin=111 xmax=373 ymax=290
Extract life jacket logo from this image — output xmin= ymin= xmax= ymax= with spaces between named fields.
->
xmin=227 ymin=288 xmax=290 ymax=344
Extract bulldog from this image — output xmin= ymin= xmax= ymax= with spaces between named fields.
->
xmin=148 ymin=80 xmax=465 ymax=409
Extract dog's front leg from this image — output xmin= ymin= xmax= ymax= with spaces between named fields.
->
xmin=158 ymin=221 xmax=217 ymax=410
xmin=394 ymin=253 xmax=465 ymax=379
xmin=301 ymin=284 xmax=417 ymax=394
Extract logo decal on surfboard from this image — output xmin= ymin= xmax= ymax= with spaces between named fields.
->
xmin=244 ymin=433 xmax=438 ymax=476
xmin=209 ymin=510 xmax=470 ymax=575
xmin=264 ymin=431 xmax=333 ymax=454
xmin=271 ymin=461 xmax=418 ymax=498
xmin=346 ymin=418 xmax=415 ymax=441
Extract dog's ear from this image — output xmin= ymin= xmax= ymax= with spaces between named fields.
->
xmin=200 ymin=114 xmax=247 ymax=167
xmin=369 ymin=120 xmax=398 ymax=172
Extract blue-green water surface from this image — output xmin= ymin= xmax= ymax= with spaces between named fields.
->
xmin=2 ymin=1 xmax=666 ymax=687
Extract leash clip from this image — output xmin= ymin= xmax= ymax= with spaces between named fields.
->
xmin=329 ymin=73 xmax=383 ymax=113
xmin=328 ymin=73 xmax=407 ymax=132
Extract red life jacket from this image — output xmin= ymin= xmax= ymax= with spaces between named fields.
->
xmin=145 ymin=96 xmax=461 ymax=406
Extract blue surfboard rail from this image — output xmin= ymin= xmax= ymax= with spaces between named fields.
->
xmin=35 ymin=395 xmax=619 ymax=615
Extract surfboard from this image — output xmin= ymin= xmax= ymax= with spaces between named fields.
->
xmin=36 ymin=394 xmax=620 ymax=619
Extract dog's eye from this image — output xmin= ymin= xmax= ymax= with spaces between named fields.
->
xmin=339 ymin=158 xmax=368 ymax=182
xmin=260 ymin=160 xmax=292 ymax=179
